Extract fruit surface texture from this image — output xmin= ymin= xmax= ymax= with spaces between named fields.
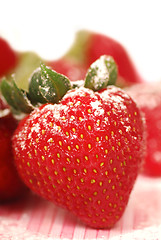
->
xmin=12 ymin=86 xmax=145 ymax=228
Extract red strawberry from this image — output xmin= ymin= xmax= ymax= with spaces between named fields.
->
xmin=11 ymin=83 xmax=144 ymax=228
xmin=0 ymin=97 xmax=27 ymax=202
xmin=126 ymin=82 xmax=161 ymax=176
xmin=0 ymin=37 xmax=18 ymax=78
xmin=1 ymin=58 xmax=145 ymax=227
xmin=63 ymin=30 xmax=144 ymax=86
xmin=47 ymin=58 xmax=86 ymax=82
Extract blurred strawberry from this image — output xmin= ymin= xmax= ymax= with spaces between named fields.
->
xmin=47 ymin=58 xmax=86 ymax=81
xmin=0 ymin=97 xmax=27 ymax=203
xmin=13 ymin=51 xmax=42 ymax=91
xmin=58 ymin=30 xmax=144 ymax=86
xmin=0 ymin=37 xmax=18 ymax=78
xmin=126 ymin=82 xmax=161 ymax=176
xmin=1 ymin=31 xmax=144 ymax=89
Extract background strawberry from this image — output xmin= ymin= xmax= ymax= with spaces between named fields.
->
xmin=48 ymin=58 xmax=86 ymax=82
xmin=126 ymin=82 xmax=161 ymax=176
xmin=59 ymin=30 xmax=144 ymax=87
xmin=4 ymin=58 xmax=145 ymax=228
xmin=1 ymin=30 xmax=144 ymax=90
xmin=0 ymin=37 xmax=18 ymax=78
xmin=0 ymin=97 xmax=27 ymax=203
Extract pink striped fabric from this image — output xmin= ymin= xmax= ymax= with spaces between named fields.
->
xmin=0 ymin=175 xmax=161 ymax=240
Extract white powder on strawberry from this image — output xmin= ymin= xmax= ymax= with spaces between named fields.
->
xmin=30 ymin=123 xmax=41 ymax=134
xmin=101 ymin=88 xmax=127 ymax=112
xmin=89 ymin=55 xmax=109 ymax=90
xmin=90 ymin=100 xmax=105 ymax=116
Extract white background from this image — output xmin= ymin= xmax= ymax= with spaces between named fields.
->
xmin=0 ymin=0 xmax=161 ymax=83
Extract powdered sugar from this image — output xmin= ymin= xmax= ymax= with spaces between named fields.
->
xmin=42 ymin=104 xmax=69 ymax=121
xmin=61 ymin=87 xmax=105 ymax=117
xmin=90 ymin=100 xmax=104 ymax=116
xmin=88 ymin=55 xmax=110 ymax=90
xmin=62 ymin=87 xmax=93 ymax=99
xmin=101 ymin=86 xmax=128 ymax=111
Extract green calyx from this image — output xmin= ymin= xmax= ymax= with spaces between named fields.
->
xmin=0 ymin=76 xmax=34 ymax=114
xmin=84 ymin=55 xmax=118 ymax=91
xmin=0 ymin=63 xmax=72 ymax=114
xmin=0 ymin=55 xmax=117 ymax=115
xmin=29 ymin=63 xmax=72 ymax=104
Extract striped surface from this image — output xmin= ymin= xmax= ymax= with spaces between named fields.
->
xmin=0 ymin=175 xmax=161 ymax=240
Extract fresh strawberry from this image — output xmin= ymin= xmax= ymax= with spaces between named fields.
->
xmin=0 ymin=97 xmax=27 ymax=203
xmin=63 ymin=30 xmax=144 ymax=86
xmin=12 ymin=86 xmax=144 ymax=228
xmin=0 ymin=37 xmax=18 ymax=78
xmin=126 ymin=82 xmax=161 ymax=176
xmin=2 ymin=57 xmax=145 ymax=228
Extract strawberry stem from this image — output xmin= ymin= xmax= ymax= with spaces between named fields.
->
xmin=84 ymin=55 xmax=118 ymax=91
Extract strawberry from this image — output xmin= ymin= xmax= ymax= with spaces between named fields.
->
xmin=0 ymin=97 xmax=27 ymax=203
xmin=63 ymin=30 xmax=144 ymax=86
xmin=0 ymin=37 xmax=18 ymax=78
xmin=47 ymin=58 xmax=86 ymax=82
xmin=12 ymin=86 xmax=144 ymax=228
xmin=126 ymin=82 xmax=161 ymax=176
xmin=2 ymin=57 xmax=145 ymax=228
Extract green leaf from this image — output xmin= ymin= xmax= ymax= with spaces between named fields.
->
xmin=28 ymin=63 xmax=72 ymax=104
xmin=28 ymin=68 xmax=48 ymax=104
xmin=0 ymin=76 xmax=34 ymax=114
xmin=84 ymin=55 xmax=118 ymax=91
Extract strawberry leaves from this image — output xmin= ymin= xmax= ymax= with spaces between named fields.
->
xmin=29 ymin=63 xmax=72 ymax=104
xmin=12 ymin=86 xmax=145 ymax=228
xmin=0 ymin=55 xmax=118 ymax=115
xmin=1 ymin=63 xmax=72 ymax=114
xmin=0 ymin=75 xmax=34 ymax=114
xmin=84 ymin=55 xmax=117 ymax=91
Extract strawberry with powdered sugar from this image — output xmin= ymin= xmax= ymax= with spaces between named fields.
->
xmin=1 ymin=56 xmax=145 ymax=228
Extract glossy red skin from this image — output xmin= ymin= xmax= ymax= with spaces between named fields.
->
xmin=126 ymin=83 xmax=161 ymax=176
xmin=47 ymin=58 xmax=86 ymax=81
xmin=86 ymin=33 xmax=144 ymax=86
xmin=13 ymin=86 xmax=145 ymax=228
xmin=0 ymin=99 xmax=27 ymax=203
xmin=0 ymin=38 xmax=18 ymax=78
